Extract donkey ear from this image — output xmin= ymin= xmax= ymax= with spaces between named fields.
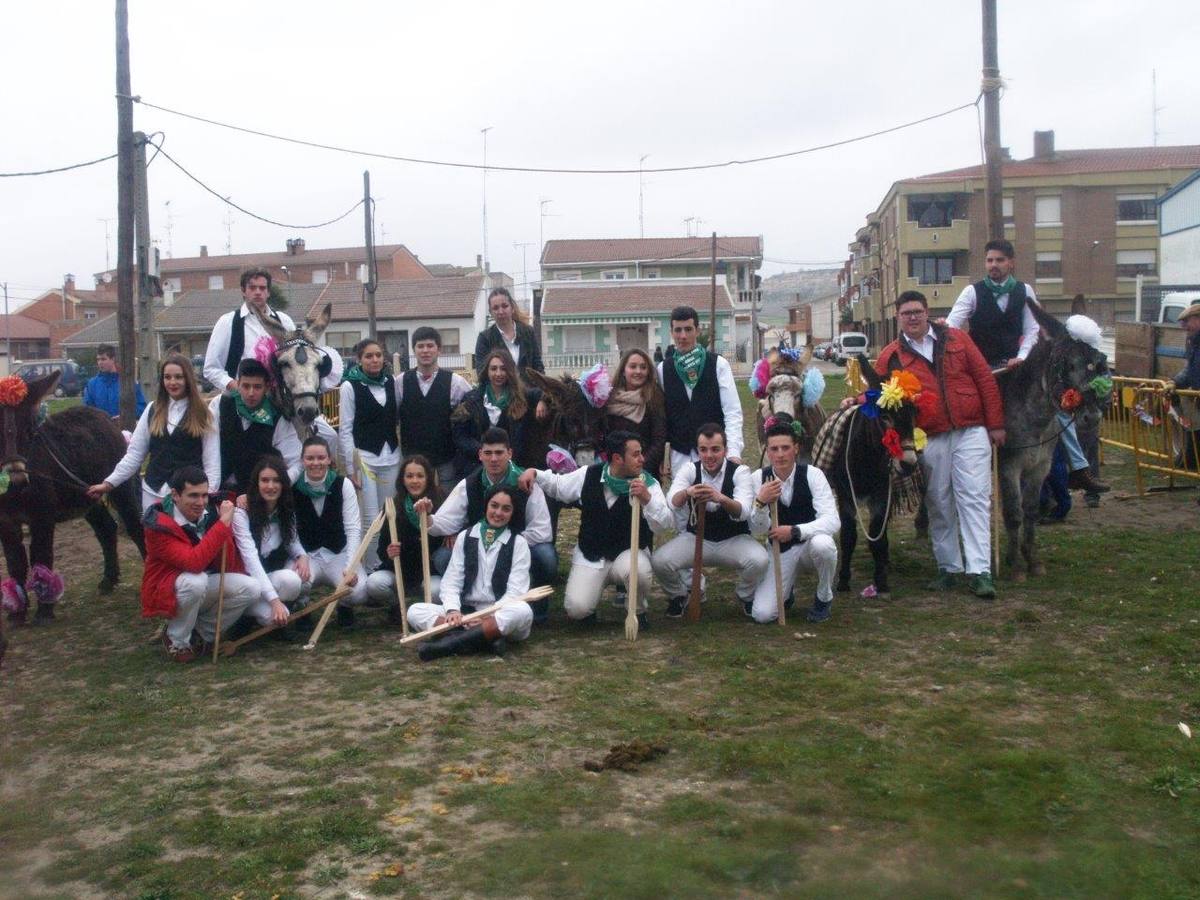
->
xmin=254 ymin=307 xmax=290 ymax=343
xmin=1028 ymin=301 xmax=1067 ymax=341
xmin=22 ymin=372 xmax=61 ymax=408
xmin=304 ymin=303 xmax=332 ymax=344
xmin=857 ymin=354 xmax=883 ymax=391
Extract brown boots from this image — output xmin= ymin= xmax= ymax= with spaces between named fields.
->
xmin=1067 ymin=468 xmax=1110 ymax=493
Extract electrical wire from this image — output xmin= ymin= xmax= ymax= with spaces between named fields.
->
xmin=0 ymin=153 xmax=118 ymax=178
xmin=123 ymin=93 xmax=980 ymax=175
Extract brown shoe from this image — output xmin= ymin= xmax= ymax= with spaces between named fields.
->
xmin=161 ymin=631 xmax=197 ymax=663
xmin=1068 ymin=469 xmax=1110 ymax=493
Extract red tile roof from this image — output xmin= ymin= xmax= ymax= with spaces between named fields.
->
xmin=541 ymin=282 xmax=734 ymax=317
xmin=541 ymin=236 xmax=762 ymax=266
xmin=96 ymin=243 xmax=425 ymax=276
xmin=0 ymin=315 xmax=51 ymax=339
xmin=304 ymin=276 xmax=485 ymax=321
xmin=909 ymin=145 xmax=1200 ymax=182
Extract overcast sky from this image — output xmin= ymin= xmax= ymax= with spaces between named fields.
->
xmin=2 ymin=0 xmax=1197 ymax=309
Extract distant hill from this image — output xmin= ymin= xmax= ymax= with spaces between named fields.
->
xmin=759 ymin=268 xmax=840 ymax=322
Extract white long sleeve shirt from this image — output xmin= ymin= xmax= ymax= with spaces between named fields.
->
xmin=428 ymin=474 xmax=553 ymax=545
xmin=203 ymin=302 xmax=345 ymax=393
xmin=395 ymin=368 xmax=472 ymax=406
xmin=667 ymin=459 xmax=754 ymax=531
xmin=337 ymin=380 xmax=402 ymax=473
xmin=946 ymin=282 xmax=1041 ymax=362
xmin=748 ymin=464 xmax=840 ymax=542
xmin=438 ymin=524 xmax=531 ymax=612
xmin=207 ymin=394 xmax=303 ymax=486
xmin=656 ymin=353 xmax=745 ymax=460
xmin=231 ymin=507 xmax=307 ymax=602
xmin=104 ymin=398 xmax=220 ymax=498
xmin=299 ymin=476 xmax=361 ymax=561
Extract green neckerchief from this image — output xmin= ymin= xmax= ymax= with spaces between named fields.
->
xmin=234 ymin=392 xmax=278 ymax=426
xmin=602 ymin=463 xmax=657 ymax=496
xmin=296 ymin=470 xmax=337 ymax=499
xmin=479 ymin=520 xmax=507 ymax=551
xmin=343 ymin=363 xmax=389 ymax=388
xmin=981 ymin=274 xmax=1018 ymax=298
xmin=484 ymin=382 xmax=511 ymax=411
xmin=163 ymin=497 xmax=208 ymax=537
xmin=481 ymin=460 xmax=524 ymax=490
xmin=673 ymin=345 xmax=707 ymax=388
xmin=403 ymin=494 xmax=421 ymax=528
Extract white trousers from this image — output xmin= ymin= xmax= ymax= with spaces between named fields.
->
xmin=364 ymin=569 xmax=441 ymax=604
xmin=652 ymin=533 xmax=768 ymax=601
xmin=167 ymin=571 xmax=258 ymax=649
xmin=357 ymin=461 xmax=400 ymax=569
xmin=921 ymin=426 xmax=992 ymax=575
xmin=751 ymin=534 xmax=837 ymax=624
xmin=407 ymin=600 xmax=533 ymax=641
xmin=303 ymin=549 xmax=368 ymax=607
xmin=564 ymin=549 xmax=652 ymax=619
xmin=249 ymin=569 xmax=304 ymax=625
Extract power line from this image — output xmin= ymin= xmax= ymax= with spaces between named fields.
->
xmin=0 ymin=153 xmax=118 ymax=178
xmin=125 ymin=93 xmax=980 ymax=175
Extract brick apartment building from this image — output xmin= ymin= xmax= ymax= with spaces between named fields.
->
xmin=15 ymin=276 xmax=119 ymax=358
xmin=841 ymin=132 xmax=1200 ymax=348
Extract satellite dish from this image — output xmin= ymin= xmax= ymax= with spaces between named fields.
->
xmin=102 ymin=273 xmax=113 ymax=284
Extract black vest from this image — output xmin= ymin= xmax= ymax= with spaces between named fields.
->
xmin=577 ymin=464 xmax=653 ymax=563
xmin=688 ymin=461 xmax=749 ymax=542
xmin=218 ymin=394 xmax=277 ymax=490
xmin=261 ymin=542 xmax=291 ymax=572
xmin=144 ymin=403 xmax=204 ymax=491
xmin=374 ymin=505 xmax=434 ymax=587
xmin=762 ymin=464 xmax=815 ymax=552
xmin=460 ymin=532 xmax=517 ymax=606
xmin=224 ymin=310 xmax=247 ymax=379
xmin=662 ymin=351 xmax=724 ymax=454
xmin=969 ymin=280 xmax=1027 ymax=367
xmin=399 ymin=370 xmax=454 ymax=464
xmin=464 ymin=468 xmax=528 ymax=535
xmin=350 ymin=377 xmax=399 ymax=456
xmin=294 ymin=477 xmax=348 ymax=554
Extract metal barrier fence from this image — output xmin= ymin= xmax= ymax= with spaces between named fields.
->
xmin=1101 ymin=376 xmax=1200 ymax=493
xmin=320 ymin=389 xmax=340 ymax=429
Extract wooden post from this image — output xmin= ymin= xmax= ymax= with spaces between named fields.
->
xmin=770 ymin=500 xmax=785 ymax=627
xmin=211 ymin=544 xmax=228 ymax=663
xmin=114 ymin=0 xmax=138 ymax=430
xmin=385 ymin=497 xmax=409 ymax=637
xmin=626 ymin=498 xmax=641 ymax=641
xmin=419 ymin=509 xmax=434 ymax=605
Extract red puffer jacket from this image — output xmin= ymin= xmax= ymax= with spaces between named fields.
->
xmin=141 ymin=505 xmax=247 ymax=619
xmin=875 ymin=325 xmax=1003 ymax=436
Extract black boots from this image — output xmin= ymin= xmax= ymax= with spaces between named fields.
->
xmin=1068 ymin=469 xmax=1110 ymax=493
xmin=418 ymin=616 xmax=503 ymax=662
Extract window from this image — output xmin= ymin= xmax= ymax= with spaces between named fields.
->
xmin=311 ymin=269 xmax=329 ymax=284
xmin=163 ymin=277 xmax=182 ymax=293
xmin=906 ymin=194 xmax=965 ymax=228
xmin=601 ymin=270 xmax=627 ymax=280
xmin=439 ymin=328 xmax=460 ymax=356
xmin=207 ymin=275 xmax=225 ymax=290
xmin=1117 ymin=193 xmax=1156 ymax=223
xmin=555 ymin=271 xmax=581 ymax=281
xmin=1002 ymin=197 xmax=1015 ymax=227
xmin=643 ymin=268 xmax=661 ymax=279
xmin=1035 ymin=196 xmax=1061 ymax=226
xmin=1035 ymin=252 xmax=1062 ymax=280
xmin=562 ymin=325 xmax=595 ymax=352
xmin=908 ymin=254 xmax=955 ymax=285
xmin=84 ymin=311 xmax=98 ymax=320
xmin=324 ymin=330 xmax=362 ymax=357
xmin=1115 ymin=249 xmax=1156 ymax=278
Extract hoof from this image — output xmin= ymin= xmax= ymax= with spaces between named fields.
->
xmin=98 ymin=578 xmax=116 ymax=595
xmin=33 ymin=605 xmax=56 ymax=625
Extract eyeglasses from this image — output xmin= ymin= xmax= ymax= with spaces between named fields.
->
xmin=897 ymin=309 xmax=927 ymax=318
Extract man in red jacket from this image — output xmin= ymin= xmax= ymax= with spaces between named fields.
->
xmin=875 ymin=290 xmax=1004 ymax=599
xmin=142 ymin=465 xmax=258 ymax=662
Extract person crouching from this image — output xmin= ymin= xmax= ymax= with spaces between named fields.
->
xmin=407 ymin=485 xmax=534 ymax=661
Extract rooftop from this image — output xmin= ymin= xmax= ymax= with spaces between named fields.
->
xmin=302 ymin=275 xmax=486 ymax=321
xmin=154 ymin=285 xmax=329 ymax=332
xmin=908 ymin=144 xmax=1200 ymax=183
xmin=541 ymin=236 xmax=763 ymax=266
xmin=0 ymin=315 xmax=51 ymax=340
xmin=541 ymin=280 xmax=735 ymax=317
xmin=94 ymin=242 xmax=429 ymax=278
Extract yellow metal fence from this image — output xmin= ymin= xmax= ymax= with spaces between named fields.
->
xmin=1101 ymin=376 xmax=1200 ymax=493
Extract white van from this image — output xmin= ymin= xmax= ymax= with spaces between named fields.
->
xmin=1159 ymin=292 xmax=1200 ymax=325
xmin=833 ymin=332 xmax=870 ymax=365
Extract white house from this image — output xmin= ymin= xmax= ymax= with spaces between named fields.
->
xmin=1160 ymin=169 xmax=1200 ymax=285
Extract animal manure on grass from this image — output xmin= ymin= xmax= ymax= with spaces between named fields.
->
xmin=583 ymin=739 xmax=669 ymax=773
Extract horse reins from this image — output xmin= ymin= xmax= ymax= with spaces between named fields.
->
xmin=841 ymin=407 xmax=895 ymax=543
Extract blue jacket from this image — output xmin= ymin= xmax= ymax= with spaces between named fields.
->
xmin=1175 ymin=333 xmax=1200 ymax=391
xmin=83 ymin=371 xmax=147 ymax=418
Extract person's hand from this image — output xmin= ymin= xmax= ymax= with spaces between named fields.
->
xmin=218 ymin=500 xmax=235 ymax=525
xmin=444 ymin=610 xmax=463 ymax=627
xmin=689 ymin=484 xmax=718 ymax=504
xmin=386 ymin=541 xmax=402 ymax=559
xmin=1005 ymin=358 xmax=1023 ymax=370
xmin=349 ymin=473 xmax=362 ymax=491
xmin=343 ymin=569 xmax=359 ymax=587
xmin=757 ymin=478 xmax=783 ymax=505
xmin=727 ymin=455 xmax=743 ymax=466
xmin=839 ymin=396 xmax=858 ymax=410
xmin=293 ymin=555 xmax=311 ymax=582
xmin=517 ymin=468 xmax=537 ymax=492
xmin=989 ymin=428 xmax=1007 ymax=447
xmin=535 ymin=399 xmax=550 ymax=421
xmin=629 ymin=479 xmax=651 ymax=504
xmin=932 ymin=317 xmax=948 ymax=327
xmin=235 ymin=493 xmax=249 ymax=511
xmin=769 ymin=524 xmax=793 ymax=544
xmin=270 ymin=598 xmax=289 ymax=626
xmin=87 ymin=481 xmax=112 ymax=500
xmin=225 ymin=379 xmax=238 ymax=394
xmin=413 ymin=497 xmax=433 ymax=515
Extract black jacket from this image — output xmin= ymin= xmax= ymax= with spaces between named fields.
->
xmin=451 ymin=385 xmax=544 ymax=477
xmin=474 ymin=322 xmax=544 ymax=380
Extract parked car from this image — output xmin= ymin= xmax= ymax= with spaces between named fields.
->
xmin=833 ymin=332 xmax=870 ymax=365
xmin=1159 ymin=292 xmax=1200 ymax=325
xmin=13 ymin=359 xmax=84 ymax=397
xmin=812 ymin=341 xmax=834 ymax=361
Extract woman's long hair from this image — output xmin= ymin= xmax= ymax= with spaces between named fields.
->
xmin=488 ymin=286 xmax=529 ymax=327
xmin=247 ymin=456 xmax=297 ymax=550
xmin=395 ymin=454 xmax=444 ymax=512
xmin=481 ymin=349 xmax=529 ymax=420
xmin=611 ymin=348 xmax=665 ymax=416
xmin=149 ymin=353 xmax=211 ymax=438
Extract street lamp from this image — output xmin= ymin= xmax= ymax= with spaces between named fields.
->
xmin=280 ymin=265 xmax=291 ymax=308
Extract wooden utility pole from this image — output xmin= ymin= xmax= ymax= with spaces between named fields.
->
xmin=709 ymin=231 xmax=717 ymax=351
xmin=134 ymin=132 xmax=157 ymax=402
xmin=981 ymin=0 xmax=1004 ymax=241
xmin=363 ymin=171 xmax=377 ymax=339
xmin=115 ymin=0 xmax=138 ymax=429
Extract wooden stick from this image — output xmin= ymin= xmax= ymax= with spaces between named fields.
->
xmin=211 ymin=542 xmax=229 ymax=663
xmin=992 ymin=446 xmax=1001 ymax=578
xmin=626 ymin=497 xmax=641 ymax=642
xmin=303 ymin=509 xmax=388 ymax=652
xmin=385 ymin=497 xmax=409 ymax=637
xmin=770 ymin=500 xmax=786 ymax=626
xmin=419 ymin=509 xmax=434 ymax=605
xmin=686 ymin=502 xmax=705 ymax=622
xmin=220 ymin=582 xmax=353 ymax=656
xmin=398 ymin=586 xmax=554 ymax=645
xmin=661 ymin=441 xmax=672 ymax=483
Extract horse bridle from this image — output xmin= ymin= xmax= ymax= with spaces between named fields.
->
xmin=270 ymin=335 xmax=328 ymax=414
xmin=0 ymin=406 xmax=91 ymax=492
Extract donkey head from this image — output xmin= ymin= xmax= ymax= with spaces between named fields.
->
xmin=0 ymin=372 xmax=60 ymax=488
xmin=859 ymin=355 xmax=920 ymax=472
xmin=255 ymin=303 xmax=332 ymax=426
xmin=525 ymin=369 xmax=602 ymax=467
xmin=1029 ymin=304 xmax=1111 ymax=433
xmin=757 ymin=345 xmax=815 ymax=426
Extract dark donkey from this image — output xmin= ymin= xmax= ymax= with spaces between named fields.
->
xmin=816 ymin=357 xmax=921 ymax=601
xmin=998 ymin=304 xmax=1111 ymax=580
xmin=0 ymin=372 xmax=144 ymax=624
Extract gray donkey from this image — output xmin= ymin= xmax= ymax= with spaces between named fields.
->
xmin=253 ymin=303 xmax=334 ymax=439
xmin=997 ymin=303 xmax=1111 ymax=580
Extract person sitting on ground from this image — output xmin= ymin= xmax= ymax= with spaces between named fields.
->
xmin=407 ymin=484 xmax=534 ymax=661
xmin=141 ymin=465 xmax=259 ymax=662
xmin=652 ymin=422 xmax=767 ymax=617
xmin=210 ymin=358 xmax=302 ymax=493
xmin=748 ymin=413 xmax=840 ymax=624
xmin=82 ymin=342 xmax=145 ymax=419
xmin=365 ymin=454 xmax=444 ymax=626
xmin=518 ymin=430 xmax=673 ymax=629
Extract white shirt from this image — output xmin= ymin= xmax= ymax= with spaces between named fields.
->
xmin=534 ymin=465 xmax=674 ymax=569
xmin=748 ymin=464 xmax=840 ymax=542
xmin=207 ymin=394 xmax=303 ymax=486
xmin=667 ymin=459 xmax=754 ymax=532
xmin=203 ymin=302 xmax=345 ymax=393
xmin=232 ymin=507 xmax=306 ymax=602
xmin=438 ymin=524 xmax=530 ymax=612
xmin=656 ymin=352 xmax=745 ymax=460
xmin=498 ymin=328 xmax=520 ymax=366
xmin=947 ymin=282 xmax=1041 ymax=362
xmin=337 ymin=379 xmax=401 ymax=473
xmin=395 ymin=368 xmax=472 ymax=406
xmin=298 ymin=475 xmax=361 ymax=561
xmin=428 ymin=473 xmax=553 ymax=545
xmin=104 ymin=398 xmax=220 ymax=497
xmin=901 ymin=327 xmax=938 ymax=364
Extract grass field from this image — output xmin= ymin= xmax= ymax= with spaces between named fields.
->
xmin=2 ymin=381 xmax=1198 ymax=899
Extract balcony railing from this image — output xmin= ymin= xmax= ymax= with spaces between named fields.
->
xmin=735 ymin=289 xmax=761 ymax=306
xmin=900 ymin=218 xmax=971 ymax=253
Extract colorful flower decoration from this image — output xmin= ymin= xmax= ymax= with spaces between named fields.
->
xmin=750 ymin=357 xmax=772 ymax=399
xmin=912 ymin=427 xmax=928 ymax=452
xmin=1089 ymin=375 xmax=1113 ymax=398
xmin=1059 ymin=388 xmax=1083 ymax=411
xmin=252 ymin=335 xmax=279 ymax=384
xmin=802 ymin=367 xmax=826 ymax=407
xmin=578 ymin=362 xmax=612 ymax=408
xmin=0 ymin=376 xmax=28 ymax=407
xmin=859 ymin=389 xmax=882 ymax=419
xmin=892 ymin=370 xmax=922 ymax=397
xmin=878 ymin=372 xmax=923 ymax=411
xmin=881 ymin=428 xmax=903 ymax=459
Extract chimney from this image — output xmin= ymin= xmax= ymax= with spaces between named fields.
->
xmin=200 ymin=245 xmax=208 ymax=257
xmin=1033 ymin=130 xmax=1055 ymax=159
xmin=294 ymin=238 xmax=305 ymax=255
xmin=64 ymin=275 xmax=75 ymax=295
xmin=476 ymin=254 xmax=483 ymax=271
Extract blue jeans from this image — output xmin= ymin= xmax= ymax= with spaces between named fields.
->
xmin=1039 ymin=442 xmax=1071 ymax=519
xmin=1057 ymin=412 xmax=1088 ymax=471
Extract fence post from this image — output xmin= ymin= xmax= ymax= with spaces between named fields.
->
xmin=1131 ymin=394 xmax=1144 ymax=496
